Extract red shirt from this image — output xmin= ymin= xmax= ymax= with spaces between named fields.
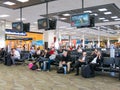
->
xmin=49 ymin=50 xmax=55 ymax=55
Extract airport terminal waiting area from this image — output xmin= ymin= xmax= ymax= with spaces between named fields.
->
xmin=0 ymin=49 xmax=120 ymax=90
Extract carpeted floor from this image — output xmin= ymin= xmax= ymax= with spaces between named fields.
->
xmin=0 ymin=64 xmax=120 ymax=90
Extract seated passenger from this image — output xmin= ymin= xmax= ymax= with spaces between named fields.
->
xmin=0 ymin=48 xmax=6 ymax=58
xmin=10 ymin=48 xmax=20 ymax=65
xmin=34 ymin=47 xmax=41 ymax=58
xmin=49 ymin=47 xmax=55 ymax=55
xmin=74 ymin=51 xmax=88 ymax=76
xmin=89 ymin=51 xmax=103 ymax=73
xmin=36 ymin=49 xmax=50 ymax=69
xmin=29 ymin=47 xmax=35 ymax=59
xmin=47 ymin=50 xmax=58 ymax=71
xmin=0 ymin=48 xmax=6 ymax=62
xmin=91 ymin=49 xmax=98 ymax=59
xmin=59 ymin=50 xmax=72 ymax=73
xmin=88 ymin=48 xmax=98 ymax=62
xmin=77 ymin=46 xmax=82 ymax=53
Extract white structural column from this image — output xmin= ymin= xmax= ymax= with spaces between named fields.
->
xmin=44 ymin=31 xmax=55 ymax=48
xmin=68 ymin=35 xmax=72 ymax=46
xmin=92 ymin=39 xmax=95 ymax=48
xmin=82 ymin=34 xmax=85 ymax=48
xmin=97 ymin=27 xmax=100 ymax=48
xmin=107 ymin=38 xmax=110 ymax=48
xmin=0 ymin=20 xmax=5 ymax=48
xmin=97 ymin=36 xmax=100 ymax=48
xmin=118 ymin=38 xmax=120 ymax=42
xmin=55 ymin=29 xmax=60 ymax=49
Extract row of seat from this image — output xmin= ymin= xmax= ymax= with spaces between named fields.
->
xmin=91 ymin=57 xmax=120 ymax=80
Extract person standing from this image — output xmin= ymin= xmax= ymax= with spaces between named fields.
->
xmin=110 ymin=43 xmax=115 ymax=58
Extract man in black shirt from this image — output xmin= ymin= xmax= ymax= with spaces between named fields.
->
xmin=59 ymin=50 xmax=72 ymax=73
xmin=74 ymin=51 xmax=88 ymax=75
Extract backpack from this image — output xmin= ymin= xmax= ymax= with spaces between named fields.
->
xmin=28 ymin=62 xmax=38 ymax=70
xmin=31 ymin=64 xmax=38 ymax=70
xmin=57 ymin=67 xmax=64 ymax=73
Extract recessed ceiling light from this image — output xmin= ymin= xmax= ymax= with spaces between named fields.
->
xmin=99 ymin=18 xmax=105 ymax=20
xmin=104 ymin=12 xmax=112 ymax=15
xmin=114 ymin=18 xmax=120 ymax=21
xmin=63 ymin=13 xmax=70 ymax=16
xmin=3 ymin=1 xmax=15 ymax=5
xmin=98 ymin=8 xmax=107 ymax=11
xmin=0 ymin=14 xmax=10 ymax=18
xmin=115 ymin=25 xmax=120 ymax=28
xmin=84 ymin=10 xmax=92 ymax=13
xmin=60 ymin=18 xmax=67 ymax=20
xmin=103 ymin=19 xmax=109 ymax=22
xmin=16 ymin=18 xmax=26 ymax=21
xmin=111 ymin=16 xmax=118 ymax=19
xmin=17 ymin=0 xmax=29 ymax=3
xmin=90 ymin=13 xmax=98 ymax=16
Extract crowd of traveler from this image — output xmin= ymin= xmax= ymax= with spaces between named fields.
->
xmin=0 ymin=45 xmax=120 ymax=79
xmin=27 ymin=45 xmax=119 ymax=76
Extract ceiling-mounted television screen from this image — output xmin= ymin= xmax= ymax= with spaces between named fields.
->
xmin=23 ymin=23 xmax=30 ymax=32
xmin=47 ymin=19 xmax=57 ymax=30
xmin=12 ymin=21 xmax=23 ymax=31
xmin=38 ymin=18 xmax=49 ymax=30
xmin=71 ymin=13 xmax=90 ymax=28
xmin=38 ymin=18 xmax=57 ymax=30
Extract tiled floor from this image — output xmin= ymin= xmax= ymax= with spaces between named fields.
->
xmin=0 ymin=64 xmax=120 ymax=90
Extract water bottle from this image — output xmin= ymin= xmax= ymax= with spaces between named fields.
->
xmin=63 ymin=66 xmax=67 ymax=75
xmin=43 ymin=61 xmax=46 ymax=71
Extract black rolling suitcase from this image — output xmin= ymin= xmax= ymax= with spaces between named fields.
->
xmin=4 ymin=54 xmax=12 ymax=66
xmin=81 ymin=65 xmax=95 ymax=78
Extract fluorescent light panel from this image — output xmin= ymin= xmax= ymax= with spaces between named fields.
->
xmin=3 ymin=1 xmax=15 ymax=5
xmin=0 ymin=14 xmax=10 ymax=18
xmin=115 ymin=25 xmax=120 ymax=27
xmin=16 ymin=18 xmax=26 ymax=21
xmin=60 ymin=18 xmax=67 ymax=20
xmin=103 ymin=19 xmax=109 ymax=22
xmin=84 ymin=10 xmax=92 ymax=13
xmin=98 ymin=8 xmax=107 ymax=11
xmin=63 ymin=13 xmax=70 ymax=16
xmin=99 ymin=18 xmax=105 ymax=20
xmin=111 ymin=16 xmax=118 ymax=19
xmin=114 ymin=18 xmax=120 ymax=21
xmin=104 ymin=12 xmax=112 ymax=15
xmin=17 ymin=0 xmax=29 ymax=3
xmin=90 ymin=13 xmax=98 ymax=16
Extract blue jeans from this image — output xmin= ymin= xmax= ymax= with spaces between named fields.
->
xmin=48 ymin=59 xmax=55 ymax=71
